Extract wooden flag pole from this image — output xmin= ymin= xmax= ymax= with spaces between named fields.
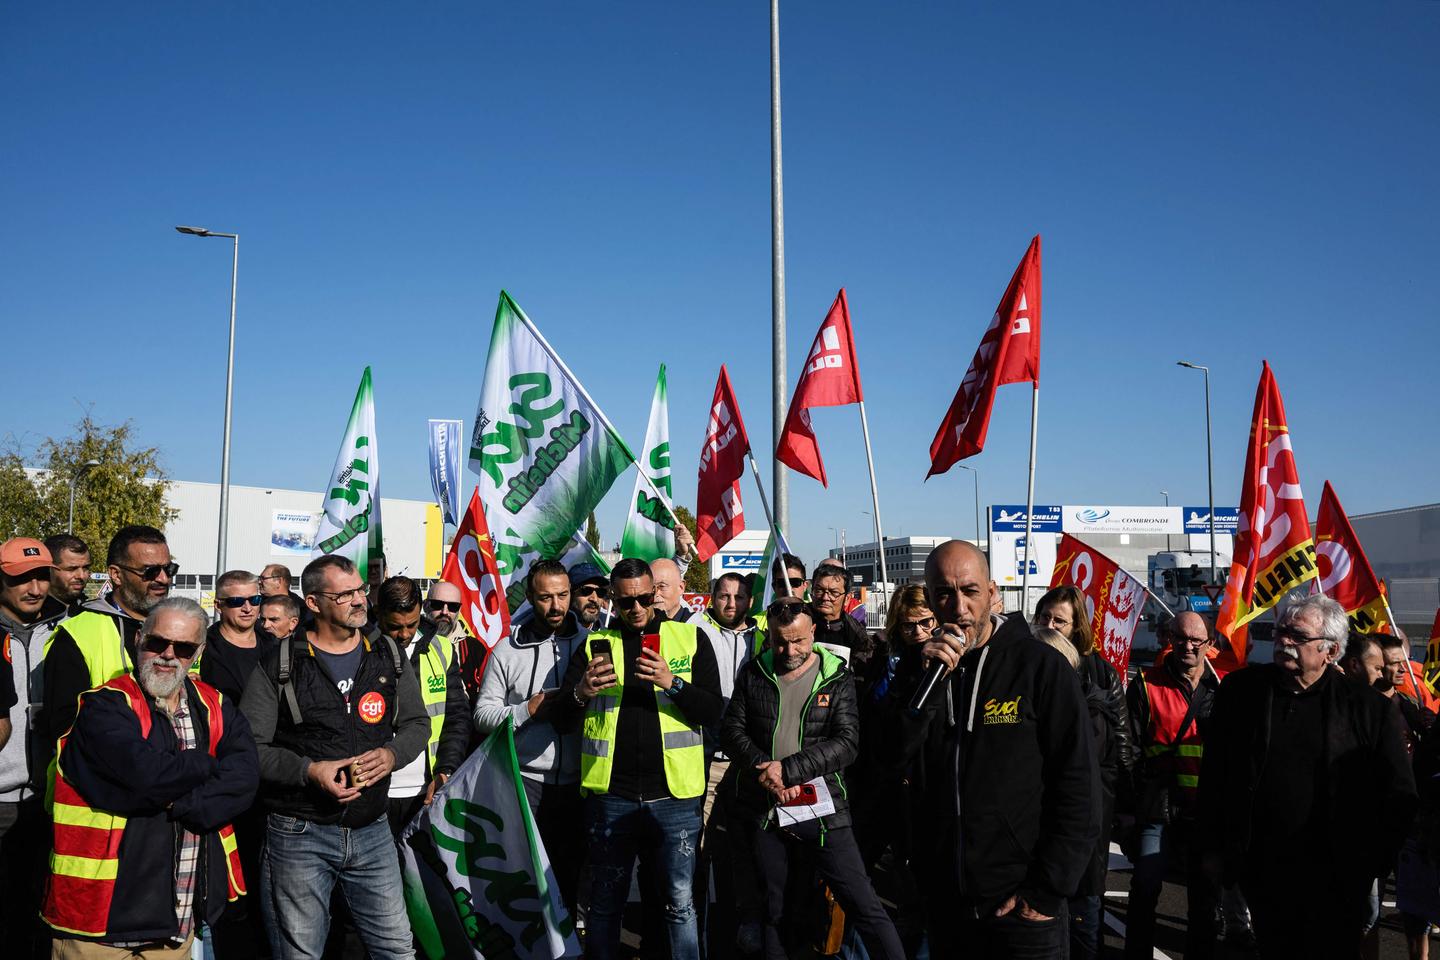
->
xmin=1019 ymin=385 xmax=1040 ymax=616
xmin=856 ymin=400 xmax=890 ymax=617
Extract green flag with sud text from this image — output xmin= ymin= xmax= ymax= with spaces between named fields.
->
xmin=620 ymin=364 xmax=675 ymax=562
xmin=400 ymin=718 xmax=580 ymax=959
xmin=468 ymin=292 xmax=635 ymax=582
xmin=314 ymin=367 xmax=382 ymax=571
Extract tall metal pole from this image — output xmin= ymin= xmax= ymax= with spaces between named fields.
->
xmin=68 ymin=479 xmax=79 ymax=536
xmin=769 ymin=0 xmax=789 ymax=533
xmin=217 ymin=235 xmax=238 ymax=580
xmin=959 ymin=464 xmax=980 ymax=546
xmin=1019 ymin=386 xmax=1040 ymax=615
xmin=1203 ymin=366 xmax=1216 ymax=583
xmin=857 ymin=400 xmax=890 ymax=615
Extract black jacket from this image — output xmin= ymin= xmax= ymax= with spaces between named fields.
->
xmin=1199 ymin=663 xmax=1417 ymax=884
xmin=241 ymin=631 xmax=430 ymax=826
xmin=41 ymin=599 xmax=143 ymax=751
xmin=721 ymin=647 xmax=858 ymax=830
xmin=885 ymin=613 xmax=1100 ymax=917
xmin=200 ymin=623 xmax=275 ymax=704
xmin=1078 ymin=651 xmax=1134 ymax=798
xmin=815 ymin=613 xmax=872 ymax=670
xmin=55 ymin=675 xmax=258 ymax=942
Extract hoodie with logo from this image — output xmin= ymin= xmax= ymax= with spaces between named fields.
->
xmin=885 ymin=613 xmax=1100 ymax=917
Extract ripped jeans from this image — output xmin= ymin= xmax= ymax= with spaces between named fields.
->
xmin=584 ymin=793 xmax=703 ymax=960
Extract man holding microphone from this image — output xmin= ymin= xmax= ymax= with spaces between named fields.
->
xmin=885 ymin=540 xmax=1099 ymax=958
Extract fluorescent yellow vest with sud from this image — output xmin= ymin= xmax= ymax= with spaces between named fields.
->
xmin=417 ymin=638 xmax=449 ymax=768
xmin=580 ymin=622 xmax=704 ymax=799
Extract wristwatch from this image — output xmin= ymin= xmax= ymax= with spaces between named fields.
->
xmin=664 ymin=676 xmax=686 ymax=698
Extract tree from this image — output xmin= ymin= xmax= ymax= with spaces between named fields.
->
xmin=0 ymin=415 xmax=175 ymax=570
xmin=585 ymin=511 xmax=601 ymax=550
xmin=673 ymin=505 xmax=709 ymax=593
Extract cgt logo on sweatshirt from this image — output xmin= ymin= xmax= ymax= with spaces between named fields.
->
xmin=982 ymin=695 xmax=1023 ymax=725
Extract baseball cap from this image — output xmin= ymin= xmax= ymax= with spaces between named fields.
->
xmin=1 ymin=538 xmax=55 ymax=576
xmin=568 ymin=562 xmax=609 ymax=588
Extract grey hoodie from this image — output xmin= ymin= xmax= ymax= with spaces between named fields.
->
xmin=474 ymin=612 xmax=588 ymax=785
xmin=0 ymin=595 xmax=72 ymax=801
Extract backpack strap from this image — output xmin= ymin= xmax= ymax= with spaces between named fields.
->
xmin=381 ymin=635 xmax=405 ymax=730
xmin=276 ymin=635 xmax=304 ymax=726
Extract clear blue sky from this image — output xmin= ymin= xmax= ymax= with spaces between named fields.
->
xmin=4 ymin=2 xmax=1437 ymax=568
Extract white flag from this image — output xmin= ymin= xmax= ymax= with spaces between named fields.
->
xmin=315 ymin=367 xmax=381 ymax=571
xmin=620 ymin=364 xmax=675 ymax=562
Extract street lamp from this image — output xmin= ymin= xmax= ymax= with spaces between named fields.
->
xmin=1177 ymin=361 xmax=1216 ymax=582
xmin=956 ymin=464 xmax=981 ymax=546
xmin=1161 ymin=490 xmax=1171 ymax=550
xmin=67 ymin=460 xmax=101 ymax=534
xmin=177 ymin=225 xmax=239 ymax=580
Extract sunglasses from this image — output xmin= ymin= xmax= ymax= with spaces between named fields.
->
xmin=613 ymin=593 xmax=655 ymax=610
xmin=786 ymin=577 xmax=805 ymax=589
xmin=574 ymin=585 xmax=606 ymax=598
xmin=219 ymin=594 xmax=263 ymax=609
xmin=427 ymin=600 xmax=462 ymax=613
xmin=116 ymin=561 xmax=180 ymax=581
xmin=140 ymin=633 xmax=201 ymax=659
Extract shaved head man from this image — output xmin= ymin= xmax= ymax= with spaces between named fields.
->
xmin=425 ymin=580 xmax=464 ymax=639
xmin=651 ymin=558 xmax=694 ymax=623
xmin=921 ymin=540 xmax=1000 ymax=668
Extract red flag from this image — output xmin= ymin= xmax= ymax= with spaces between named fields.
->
xmin=440 ymin=488 xmax=511 ymax=670
xmin=1215 ymin=362 xmax=1317 ymax=663
xmin=1424 ymin=610 xmax=1440 ymax=696
xmin=1050 ymin=534 xmax=1146 ymax=684
xmin=926 ymin=235 xmax=1042 ymax=478
xmin=775 ymin=288 xmax=864 ymax=486
xmin=695 ymin=365 xmax=751 ymax=563
xmin=1315 ymin=481 xmax=1391 ymax=634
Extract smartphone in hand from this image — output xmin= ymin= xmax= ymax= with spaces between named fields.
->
xmin=641 ymin=633 xmax=661 ymax=656
xmin=592 ymin=637 xmax=613 ymax=670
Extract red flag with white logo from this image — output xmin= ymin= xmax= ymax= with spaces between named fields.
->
xmin=1215 ymin=362 xmax=1317 ymax=663
xmin=775 ymin=288 xmax=864 ymax=486
xmin=1315 ymin=481 xmax=1391 ymax=635
xmin=926 ymin=235 xmax=1042 ymax=478
xmin=440 ymin=487 xmax=512 ymax=671
xmin=695 ymin=365 xmax=751 ymax=563
xmin=1050 ymin=534 xmax=1146 ymax=685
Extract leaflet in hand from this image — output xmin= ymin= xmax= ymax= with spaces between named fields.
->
xmin=774 ymin=777 xmax=835 ymax=826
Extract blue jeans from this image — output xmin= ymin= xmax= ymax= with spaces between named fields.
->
xmin=1067 ymin=894 xmax=1100 ymax=960
xmin=584 ymin=794 xmax=702 ymax=960
xmin=1126 ymin=820 xmax=1216 ymax=960
xmin=260 ymin=813 xmax=415 ymax=960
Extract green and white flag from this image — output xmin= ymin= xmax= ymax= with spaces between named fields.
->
xmin=314 ymin=367 xmax=382 ymax=571
xmin=401 ymin=718 xmax=579 ymax=960
xmin=468 ymin=291 xmax=635 ymax=559
xmin=619 ymin=364 xmax=675 ymax=562
xmin=748 ymin=524 xmax=796 ymax=617
xmin=503 ymin=532 xmax=613 ymax=618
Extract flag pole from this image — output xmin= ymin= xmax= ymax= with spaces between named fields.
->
xmin=1019 ymin=385 xmax=1040 ymax=616
xmin=1382 ymin=594 xmax=1421 ymax=692
xmin=857 ymin=400 xmax=890 ymax=616
xmin=747 ymin=452 xmax=792 ymax=598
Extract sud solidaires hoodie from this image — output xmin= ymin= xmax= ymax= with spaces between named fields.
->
xmin=888 ymin=613 xmax=1101 ymax=917
xmin=473 ymin=612 xmax=588 ymax=786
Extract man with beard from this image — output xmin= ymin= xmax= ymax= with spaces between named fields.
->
xmin=241 ymin=556 xmax=427 ymax=960
xmin=475 ymin=560 xmax=589 ymax=911
xmin=201 ymin=571 xmax=273 ymax=702
xmin=568 ymin=562 xmax=611 ymax=631
xmin=42 ymin=525 xmax=175 ymax=760
xmin=1123 ymin=612 xmax=1223 ymax=960
xmin=1201 ymin=593 xmax=1417 ymax=957
xmin=41 ymin=597 xmax=258 ymax=957
xmin=426 ymin=580 xmax=484 ymax=705
xmin=43 ymin=534 xmax=92 ymax=613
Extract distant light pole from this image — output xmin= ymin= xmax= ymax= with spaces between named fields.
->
xmin=177 ymin=225 xmax=239 ymax=580
xmin=1177 ymin=361 xmax=1216 ymax=582
xmin=957 ymin=464 xmax=981 ymax=546
xmin=67 ymin=460 xmax=101 ymax=534
xmin=1161 ymin=489 xmax=1171 ymax=550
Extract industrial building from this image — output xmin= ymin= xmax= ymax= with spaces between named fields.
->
xmin=1350 ymin=502 xmax=1440 ymax=635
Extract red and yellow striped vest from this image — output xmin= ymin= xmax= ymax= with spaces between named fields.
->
xmin=42 ymin=674 xmax=246 ymax=939
xmin=1140 ymin=665 xmax=1204 ymax=807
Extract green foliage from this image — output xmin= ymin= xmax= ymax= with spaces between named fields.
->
xmin=585 ymin=511 xmax=601 ymax=550
xmin=0 ymin=415 xmax=175 ymax=570
xmin=673 ymin=504 xmax=708 ymax=593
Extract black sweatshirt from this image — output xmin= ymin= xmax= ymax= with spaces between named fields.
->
xmin=556 ymin=612 xmax=723 ymax=801
xmin=200 ymin=622 xmax=275 ymax=703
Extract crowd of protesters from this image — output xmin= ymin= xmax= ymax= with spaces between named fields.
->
xmin=0 ymin=522 xmax=1435 ymax=960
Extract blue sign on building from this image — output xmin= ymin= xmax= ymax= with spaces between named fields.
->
xmin=1182 ymin=507 xmax=1239 ymax=534
xmin=989 ymin=505 xmax=1063 ymax=533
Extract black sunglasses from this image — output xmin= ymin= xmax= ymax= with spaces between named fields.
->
xmin=786 ymin=577 xmax=805 ymax=589
xmin=116 ymin=561 xmax=180 ymax=581
xmin=613 ymin=593 xmax=655 ymax=609
xmin=219 ymin=594 xmax=263 ymax=609
xmin=140 ymin=633 xmax=201 ymax=659
xmin=573 ymin=584 xmax=606 ymax=598
xmin=427 ymin=600 xmax=462 ymax=613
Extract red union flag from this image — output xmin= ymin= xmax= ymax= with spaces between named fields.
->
xmin=927 ymin=235 xmax=1042 ymax=478
xmin=440 ymin=488 xmax=511 ymax=666
xmin=1425 ymin=610 xmax=1440 ymax=696
xmin=695 ymin=365 xmax=751 ymax=562
xmin=1050 ymin=534 xmax=1146 ymax=684
xmin=1215 ymin=362 xmax=1317 ymax=662
xmin=775 ymin=288 xmax=864 ymax=486
xmin=1315 ymin=481 xmax=1391 ymax=635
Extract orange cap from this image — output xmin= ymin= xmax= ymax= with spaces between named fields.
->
xmin=0 ymin=538 xmax=54 ymax=576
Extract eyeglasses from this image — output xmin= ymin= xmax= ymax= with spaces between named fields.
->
xmin=811 ymin=587 xmax=844 ymax=600
xmin=574 ymin=585 xmax=606 ymax=598
xmin=219 ymin=594 xmax=263 ymax=609
xmin=257 ymin=574 xmax=285 ymax=585
xmin=1171 ymin=635 xmax=1210 ymax=648
xmin=612 ymin=593 xmax=655 ymax=610
xmin=312 ymin=584 xmax=370 ymax=604
xmin=140 ymin=633 xmax=201 ymax=659
xmin=116 ymin=561 xmax=179 ymax=581
xmin=1274 ymin=625 xmax=1327 ymax=645
xmin=900 ymin=616 xmax=937 ymax=635
xmin=426 ymin=600 xmax=462 ymax=613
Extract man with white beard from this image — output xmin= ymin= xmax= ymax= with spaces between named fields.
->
xmin=41 ymin=597 xmax=259 ymax=955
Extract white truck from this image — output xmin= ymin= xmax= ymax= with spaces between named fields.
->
xmin=1146 ymin=550 xmax=1230 ymax=619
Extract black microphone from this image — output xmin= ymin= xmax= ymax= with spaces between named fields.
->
xmin=907 ymin=626 xmax=964 ymax=716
